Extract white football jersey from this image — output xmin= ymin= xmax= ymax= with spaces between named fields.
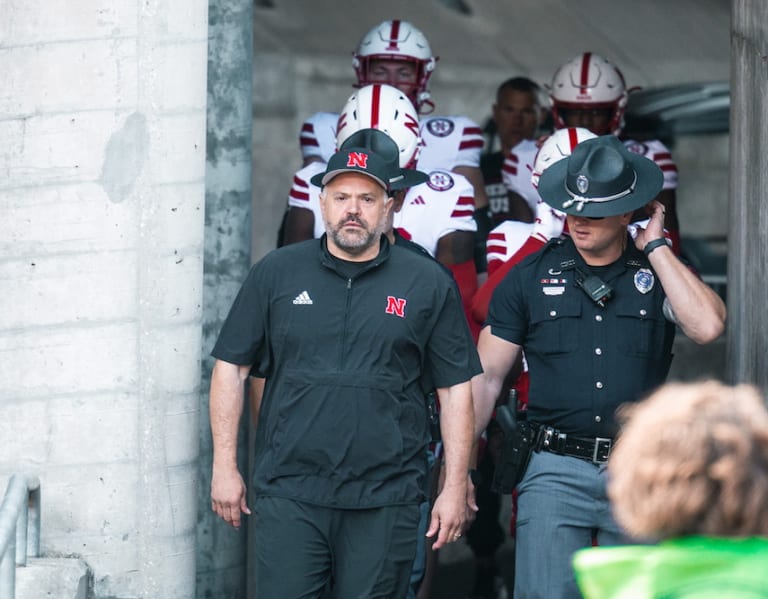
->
xmin=623 ymin=139 xmax=678 ymax=190
xmin=299 ymin=112 xmax=340 ymax=164
xmin=394 ymin=170 xmax=477 ymax=257
xmin=298 ymin=112 xmax=483 ymax=171
xmin=417 ymin=116 xmax=484 ymax=171
xmin=287 ymin=162 xmax=326 ymax=239
xmin=485 ymin=220 xmax=535 ymax=275
xmin=500 ymin=138 xmax=540 ymax=213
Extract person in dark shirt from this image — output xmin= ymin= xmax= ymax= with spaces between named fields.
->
xmin=477 ymin=77 xmax=546 ymax=280
xmin=210 ymin=131 xmax=481 ymax=599
xmin=471 ymin=135 xmax=726 ymax=599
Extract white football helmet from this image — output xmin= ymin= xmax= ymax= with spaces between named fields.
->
xmin=549 ymin=52 xmax=628 ymax=135
xmin=352 ymin=20 xmax=437 ymax=113
xmin=531 ymin=127 xmax=597 ymax=188
xmin=530 ymin=127 xmax=597 ymax=241
xmin=336 ymin=84 xmax=422 ymax=168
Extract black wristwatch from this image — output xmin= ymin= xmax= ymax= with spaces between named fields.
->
xmin=469 ymin=469 xmax=483 ymax=486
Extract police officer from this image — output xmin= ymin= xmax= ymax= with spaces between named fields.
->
xmin=471 ymin=135 xmax=726 ymax=599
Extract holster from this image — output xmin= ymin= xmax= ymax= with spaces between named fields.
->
xmin=426 ymin=391 xmax=441 ymax=442
xmin=491 ymin=404 xmax=536 ymax=494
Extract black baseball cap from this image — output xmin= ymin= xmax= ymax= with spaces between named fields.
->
xmin=310 ymin=128 xmax=428 ymax=191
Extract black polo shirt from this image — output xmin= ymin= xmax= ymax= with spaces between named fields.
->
xmin=213 ymin=235 xmax=482 ymax=508
xmin=487 ymin=237 xmax=675 ymax=438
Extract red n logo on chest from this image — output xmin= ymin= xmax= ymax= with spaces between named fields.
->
xmin=385 ymin=296 xmax=407 ymax=318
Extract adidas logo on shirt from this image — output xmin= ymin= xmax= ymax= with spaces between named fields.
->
xmin=293 ymin=291 xmax=313 ymax=305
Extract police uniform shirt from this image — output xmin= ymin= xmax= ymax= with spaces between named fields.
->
xmin=212 ymin=236 xmax=482 ymax=509
xmin=486 ymin=236 xmax=675 ymax=438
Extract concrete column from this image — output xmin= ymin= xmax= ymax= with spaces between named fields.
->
xmin=196 ymin=0 xmax=253 ymax=597
xmin=0 ymin=2 xmax=208 ymax=597
xmin=728 ymin=0 xmax=768 ymax=389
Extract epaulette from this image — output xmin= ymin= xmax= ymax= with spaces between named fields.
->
xmin=542 ymin=236 xmax=567 ymax=251
xmin=539 ymin=237 xmax=565 ymax=253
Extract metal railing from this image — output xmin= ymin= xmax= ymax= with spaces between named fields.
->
xmin=0 ymin=475 xmax=41 ymax=598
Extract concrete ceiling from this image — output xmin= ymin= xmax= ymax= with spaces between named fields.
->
xmin=253 ymin=0 xmax=731 ymax=89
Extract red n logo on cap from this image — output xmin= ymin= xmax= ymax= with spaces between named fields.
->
xmin=347 ymin=152 xmax=369 ymax=168
xmin=385 ymin=296 xmax=407 ymax=318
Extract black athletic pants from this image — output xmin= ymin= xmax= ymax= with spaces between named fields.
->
xmin=252 ymin=496 xmax=421 ymax=599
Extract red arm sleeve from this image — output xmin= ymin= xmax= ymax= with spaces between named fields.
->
xmin=470 ymin=236 xmax=546 ymax=326
xmin=448 ymin=259 xmax=480 ymax=342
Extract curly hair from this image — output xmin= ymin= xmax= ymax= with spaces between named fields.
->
xmin=608 ymin=380 xmax=768 ymax=541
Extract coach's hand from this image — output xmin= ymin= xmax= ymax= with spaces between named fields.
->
xmin=211 ymin=465 xmax=251 ymax=529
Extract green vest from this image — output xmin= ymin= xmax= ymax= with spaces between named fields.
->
xmin=573 ymin=536 xmax=768 ymax=598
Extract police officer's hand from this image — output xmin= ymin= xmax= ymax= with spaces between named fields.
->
xmin=211 ymin=465 xmax=251 ymax=529
xmin=633 ymin=200 xmax=666 ymax=251
xmin=426 ymin=480 xmax=469 ymax=550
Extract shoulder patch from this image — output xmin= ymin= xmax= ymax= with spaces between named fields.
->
xmin=624 ymin=141 xmax=648 ymax=156
xmin=426 ymin=118 xmax=455 ymax=138
xmin=428 ymin=171 xmax=455 ymax=191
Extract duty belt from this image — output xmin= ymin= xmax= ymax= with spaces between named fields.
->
xmin=533 ymin=424 xmax=612 ymax=464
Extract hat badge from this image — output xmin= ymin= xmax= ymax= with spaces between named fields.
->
xmin=576 ymin=175 xmax=589 ymax=195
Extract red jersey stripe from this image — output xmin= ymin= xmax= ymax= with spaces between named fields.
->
xmin=459 ymin=139 xmax=484 ymax=150
xmin=300 ymin=136 xmax=319 ymax=148
xmin=289 ymin=190 xmax=310 ymax=202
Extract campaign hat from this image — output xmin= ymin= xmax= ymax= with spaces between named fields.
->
xmin=537 ymin=135 xmax=663 ymax=217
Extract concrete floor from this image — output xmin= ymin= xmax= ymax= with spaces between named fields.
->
xmin=430 ymin=542 xmax=515 ymax=599
xmin=426 ymin=494 xmax=515 ymax=599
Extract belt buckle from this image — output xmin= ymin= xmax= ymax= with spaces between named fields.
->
xmin=593 ymin=437 xmax=612 ymax=464
xmin=541 ymin=426 xmax=555 ymax=449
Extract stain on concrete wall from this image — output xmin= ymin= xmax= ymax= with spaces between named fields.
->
xmin=98 ymin=112 xmax=149 ymax=203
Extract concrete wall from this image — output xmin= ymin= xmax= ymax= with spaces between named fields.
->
xmin=197 ymin=0 xmax=254 ymax=597
xmin=0 ymin=1 xmax=208 ymax=597
xmin=728 ymin=0 xmax=768 ymax=388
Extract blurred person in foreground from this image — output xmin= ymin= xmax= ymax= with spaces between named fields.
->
xmin=574 ymin=380 xmax=768 ymax=599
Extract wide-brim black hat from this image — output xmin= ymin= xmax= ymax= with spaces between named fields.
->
xmin=310 ymin=128 xmax=428 ymax=191
xmin=537 ymin=135 xmax=663 ymax=218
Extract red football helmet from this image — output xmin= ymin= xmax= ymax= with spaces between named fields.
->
xmin=549 ymin=52 xmax=628 ymax=135
xmin=352 ymin=20 xmax=437 ymax=114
